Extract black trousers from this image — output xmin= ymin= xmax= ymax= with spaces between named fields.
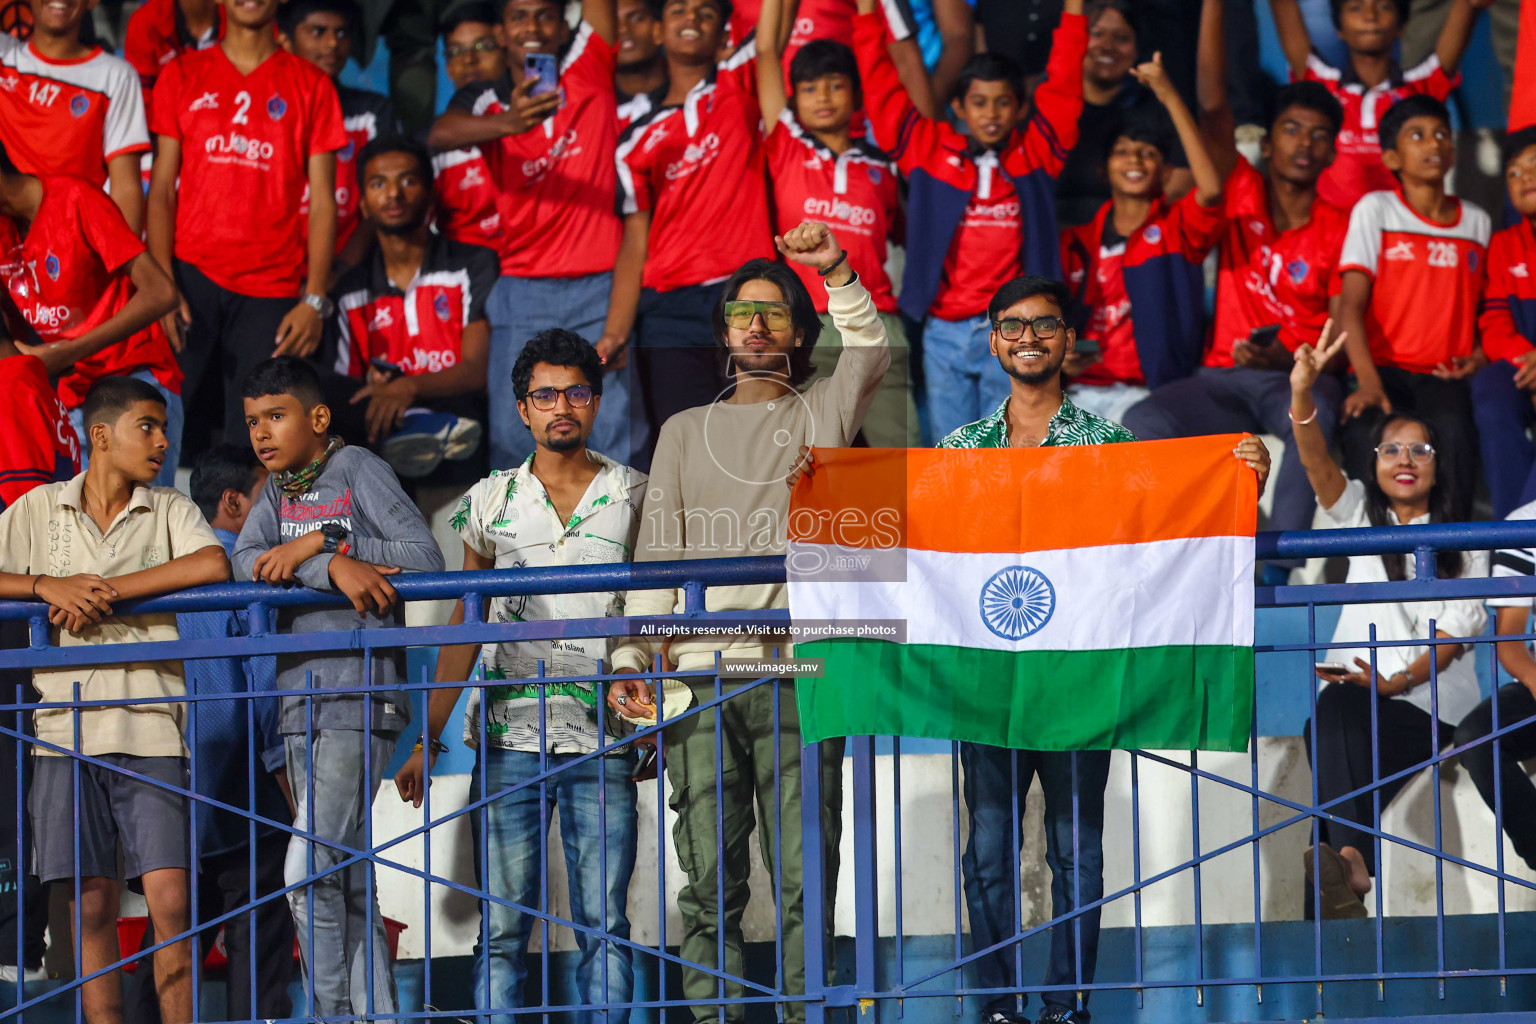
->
xmin=1303 ymin=682 xmax=1448 ymax=877
xmin=1453 ymin=683 xmax=1536 ymax=871
xmin=174 ymin=260 xmax=296 ymax=452
xmin=1338 ymin=366 xmax=1477 ymax=505
xmin=0 ymin=623 xmax=44 ymax=972
xmin=122 ymin=831 xmax=294 ymax=1024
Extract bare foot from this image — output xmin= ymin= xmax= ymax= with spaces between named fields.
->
xmin=1338 ymin=845 xmax=1373 ymax=896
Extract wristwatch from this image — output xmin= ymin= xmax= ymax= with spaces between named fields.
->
xmin=303 ymin=292 xmax=335 ymax=318
xmin=321 ymin=522 xmax=348 ymax=554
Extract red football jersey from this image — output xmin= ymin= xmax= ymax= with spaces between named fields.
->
xmin=1062 ymin=192 xmax=1224 ymax=386
xmin=0 ymin=35 xmax=150 ymax=187
xmin=931 ymin=159 xmax=1022 ymax=321
xmin=764 ymin=111 xmax=898 ymax=313
xmin=0 ymin=177 xmax=181 ymax=407
xmin=150 ymin=47 xmax=347 ymax=298
xmin=1480 ymin=219 xmax=1536 ymax=363
xmin=0 ymin=353 xmax=80 ymax=512
xmin=729 ymin=0 xmax=913 ymax=57
xmin=1302 ymin=53 xmax=1455 ymax=210
xmin=1208 ymin=158 xmax=1349 ymax=366
xmin=300 ymin=86 xmax=397 ymax=255
xmin=433 ymin=145 xmax=506 ymax=256
xmin=123 ymin=0 xmax=222 ymax=106
xmin=617 ymin=43 xmax=774 ymax=292
xmin=1338 ymin=189 xmax=1490 ymax=373
xmin=333 ymin=235 xmax=499 ymax=378
xmin=448 ymin=23 xmax=621 ymax=278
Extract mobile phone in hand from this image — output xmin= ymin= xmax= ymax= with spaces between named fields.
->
xmin=1247 ymin=325 xmax=1281 ymax=348
xmin=1073 ymin=337 xmax=1101 ymax=359
xmin=369 ymin=357 xmax=404 ymax=379
xmin=525 ymin=53 xmax=558 ymax=96
xmin=1314 ymin=661 xmax=1348 ymax=675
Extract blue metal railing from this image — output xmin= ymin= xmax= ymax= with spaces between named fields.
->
xmin=2 ymin=524 xmax=1536 ymax=1024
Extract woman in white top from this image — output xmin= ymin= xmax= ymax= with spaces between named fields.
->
xmin=1289 ymin=325 xmax=1488 ymax=919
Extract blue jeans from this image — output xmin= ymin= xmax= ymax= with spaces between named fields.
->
xmin=485 ymin=272 xmax=629 ymax=469
xmin=68 ymin=368 xmax=183 ymax=486
xmin=959 ymin=744 xmax=1111 ymax=1018
xmin=470 ymin=747 xmax=639 ymax=1024
xmin=923 ymin=314 xmax=1011 ymax=442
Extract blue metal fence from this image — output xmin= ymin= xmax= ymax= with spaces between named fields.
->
xmin=0 ymin=525 xmax=1535 ymax=1023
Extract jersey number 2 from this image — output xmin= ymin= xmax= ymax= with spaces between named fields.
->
xmin=232 ymin=91 xmax=251 ymax=125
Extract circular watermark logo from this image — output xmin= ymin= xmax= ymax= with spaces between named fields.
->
xmin=701 ymin=354 xmax=816 ymax=487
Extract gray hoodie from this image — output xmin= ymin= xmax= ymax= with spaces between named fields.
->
xmin=233 ymin=445 xmax=445 ymax=734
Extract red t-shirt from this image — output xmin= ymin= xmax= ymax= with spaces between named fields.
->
xmin=1302 ymin=53 xmax=1456 ymax=210
xmin=930 ymin=159 xmax=1022 ymax=321
xmin=0 ymin=353 xmax=80 ymax=512
xmin=1062 ymin=191 xmax=1225 ymax=386
xmin=123 ymin=0 xmax=222 ymax=106
xmin=150 ymin=46 xmax=347 ymax=298
xmin=729 ymin=0 xmax=910 ymax=59
xmin=448 ymin=23 xmax=622 ymax=278
xmin=617 ymin=43 xmax=774 ymax=291
xmin=433 ymin=145 xmax=506 ymax=256
xmin=332 ymin=234 xmax=499 ymax=378
xmin=0 ymin=177 xmax=182 ymax=407
xmin=1338 ymin=189 xmax=1490 ymax=373
xmin=1207 ymin=158 xmax=1349 ymax=366
xmin=302 ymin=85 xmax=396 ymax=255
xmin=0 ymin=35 xmax=150 ymax=187
xmin=764 ymin=111 xmax=899 ymax=313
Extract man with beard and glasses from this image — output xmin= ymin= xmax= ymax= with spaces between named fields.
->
xmin=937 ymin=273 xmax=1269 ymax=1024
xmin=395 ymin=328 xmax=644 ymax=1024
xmin=323 ymin=135 xmax=498 ymax=479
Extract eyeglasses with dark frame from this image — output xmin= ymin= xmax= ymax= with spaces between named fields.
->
xmin=991 ymin=315 xmax=1066 ymax=341
xmin=1374 ymin=442 xmax=1436 ymax=464
xmin=524 ymin=385 xmax=595 ymax=411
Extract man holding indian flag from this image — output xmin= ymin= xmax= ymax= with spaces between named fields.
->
xmin=789 ymin=274 xmax=1271 ymax=1024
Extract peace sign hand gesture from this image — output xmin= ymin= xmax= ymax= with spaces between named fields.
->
xmin=1290 ymin=318 xmax=1348 ymax=397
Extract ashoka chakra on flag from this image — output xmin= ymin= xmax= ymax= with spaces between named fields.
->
xmin=786 ymin=437 xmax=1258 ymax=752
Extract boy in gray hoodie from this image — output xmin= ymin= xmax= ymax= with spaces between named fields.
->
xmin=233 ymin=357 xmax=443 ymax=1021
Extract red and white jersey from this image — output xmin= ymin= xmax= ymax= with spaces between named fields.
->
xmin=0 ymin=353 xmax=79 ymax=513
xmin=616 ymin=90 xmax=653 ymax=134
xmin=765 ymin=110 xmax=898 ymax=313
xmin=433 ymin=144 xmax=506 ymax=255
xmin=1208 ymin=158 xmax=1349 ymax=366
xmin=931 ymin=156 xmax=1022 ymax=320
xmin=0 ymin=177 xmax=181 ymax=407
xmin=1339 ymin=189 xmax=1490 ymax=373
xmin=448 ymin=22 xmax=621 ymax=278
xmin=729 ymin=0 xmax=914 ymax=55
xmin=0 ymin=35 xmax=149 ymax=187
xmin=1302 ymin=53 xmax=1455 ymax=210
xmin=617 ymin=43 xmax=774 ymax=292
xmin=150 ymin=46 xmax=347 ymax=298
xmin=123 ymin=0 xmax=222 ymax=106
xmin=333 ymin=234 xmax=499 ymax=378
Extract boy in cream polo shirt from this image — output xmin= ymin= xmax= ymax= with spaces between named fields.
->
xmin=0 ymin=376 xmax=228 ymax=1024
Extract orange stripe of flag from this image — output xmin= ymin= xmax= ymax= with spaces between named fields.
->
xmin=788 ymin=435 xmax=1257 ymax=554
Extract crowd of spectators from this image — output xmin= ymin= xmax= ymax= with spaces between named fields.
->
xmin=3 ymin=0 xmax=1536 ymax=1018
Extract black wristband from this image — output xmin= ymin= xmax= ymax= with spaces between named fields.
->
xmin=30 ymin=574 xmax=42 ymax=598
xmin=817 ymin=250 xmax=849 ymax=278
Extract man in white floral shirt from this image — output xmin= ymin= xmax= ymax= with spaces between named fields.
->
xmin=394 ymin=328 xmax=645 ymax=1024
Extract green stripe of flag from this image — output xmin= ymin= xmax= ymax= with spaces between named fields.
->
xmin=794 ymin=639 xmax=1254 ymax=752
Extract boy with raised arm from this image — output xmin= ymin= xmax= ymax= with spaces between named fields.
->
xmin=1267 ymin=0 xmax=1487 ymax=208
xmin=233 ymin=356 xmax=443 ymax=1021
xmin=1059 ymin=50 xmax=1226 ymax=424
xmin=852 ymin=0 xmax=1085 ymax=441
xmin=0 ymin=375 xmax=229 ymax=1024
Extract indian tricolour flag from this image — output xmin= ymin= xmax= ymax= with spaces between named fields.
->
xmin=788 ymin=436 xmax=1257 ymax=752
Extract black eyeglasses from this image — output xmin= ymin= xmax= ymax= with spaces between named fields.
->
xmin=1375 ymin=442 xmax=1435 ymax=463
xmin=992 ymin=315 xmax=1066 ymax=341
xmin=524 ymin=385 xmax=594 ymax=410
xmin=445 ymin=38 xmax=502 ymax=60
